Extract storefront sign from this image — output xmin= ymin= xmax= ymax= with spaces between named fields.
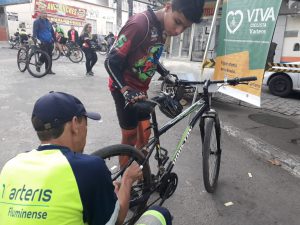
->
xmin=7 ymin=12 xmax=19 ymax=21
xmin=213 ymin=0 xmax=282 ymax=106
xmin=35 ymin=0 xmax=86 ymax=20
xmin=0 ymin=0 xmax=30 ymax=6
xmin=47 ymin=15 xmax=85 ymax=27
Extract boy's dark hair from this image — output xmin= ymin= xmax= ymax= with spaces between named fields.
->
xmin=171 ymin=0 xmax=204 ymax=24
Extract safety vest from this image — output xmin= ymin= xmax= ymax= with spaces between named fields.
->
xmin=0 ymin=148 xmax=85 ymax=225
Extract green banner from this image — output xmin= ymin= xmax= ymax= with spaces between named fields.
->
xmin=213 ymin=0 xmax=282 ymax=106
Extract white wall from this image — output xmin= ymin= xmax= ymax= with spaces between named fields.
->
xmin=282 ymin=15 xmax=300 ymax=59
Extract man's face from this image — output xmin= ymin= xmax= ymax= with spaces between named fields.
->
xmin=40 ymin=11 xmax=47 ymax=19
xmin=163 ymin=4 xmax=193 ymax=36
xmin=71 ymin=25 xmax=75 ymax=30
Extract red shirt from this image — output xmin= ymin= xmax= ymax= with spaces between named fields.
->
xmin=105 ymin=8 xmax=165 ymax=92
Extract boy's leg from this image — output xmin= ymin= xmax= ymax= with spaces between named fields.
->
xmin=136 ymin=119 xmax=151 ymax=150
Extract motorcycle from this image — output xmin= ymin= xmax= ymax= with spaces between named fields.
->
xmin=9 ymin=32 xmax=21 ymax=49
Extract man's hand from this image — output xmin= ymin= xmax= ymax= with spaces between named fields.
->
xmin=122 ymin=89 xmax=147 ymax=105
xmin=122 ymin=162 xmax=143 ymax=185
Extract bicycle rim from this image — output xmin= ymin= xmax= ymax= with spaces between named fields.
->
xmin=17 ymin=48 xmax=27 ymax=72
xmin=52 ymin=48 xmax=60 ymax=60
xmin=69 ymin=48 xmax=83 ymax=63
xmin=91 ymin=145 xmax=151 ymax=225
xmin=27 ymin=50 xmax=51 ymax=78
xmin=202 ymin=118 xmax=221 ymax=193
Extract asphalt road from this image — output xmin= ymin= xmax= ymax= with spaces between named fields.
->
xmin=0 ymin=48 xmax=299 ymax=224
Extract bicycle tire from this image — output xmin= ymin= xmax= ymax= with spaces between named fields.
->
xmin=52 ymin=48 xmax=60 ymax=61
xmin=17 ymin=48 xmax=27 ymax=72
xmin=202 ymin=117 xmax=221 ymax=193
xmin=27 ymin=49 xmax=51 ymax=78
xmin=68 ymin=47 xmax=83 ymax=63
xmin=99 ymin=45 xmax=108 ymax=55
xmin=91 ymin=144 xmax=151 ymax=225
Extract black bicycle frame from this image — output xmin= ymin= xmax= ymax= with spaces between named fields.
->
xmin=142 ymin=80 xmax=212 ymax=174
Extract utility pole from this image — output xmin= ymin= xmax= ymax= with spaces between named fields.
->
xmin=116 ymin=0 xmax=122 ymax=33
xmin=128 ymin=0 xmax=133 ymax=18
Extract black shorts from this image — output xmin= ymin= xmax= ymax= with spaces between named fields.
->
xmin=111 ymin=90 xmax=150 ymax=130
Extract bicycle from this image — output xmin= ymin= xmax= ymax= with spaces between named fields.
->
xmin=52 ymin=41 xmax=83 ymax=63
xmin=17 ymin=38 xmax=51 ymax=78
xmin=92 ymin=76 xmax=257 ymax=224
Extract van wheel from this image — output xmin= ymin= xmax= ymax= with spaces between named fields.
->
xmin=269 ymin=74 xmax=292 ymax=97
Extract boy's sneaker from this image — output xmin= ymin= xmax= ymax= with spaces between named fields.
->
xmin=86 ymin=72 xmax=94 ymax=76
xmin=90 ymin=71 xmax=94 ymax=76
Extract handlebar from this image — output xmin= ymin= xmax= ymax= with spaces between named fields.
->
xmin=175 ymin=76 xmax=257 ymax=86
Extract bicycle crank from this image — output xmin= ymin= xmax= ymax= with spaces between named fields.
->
xmin=159 ymin=172 xmax=178 ymax=199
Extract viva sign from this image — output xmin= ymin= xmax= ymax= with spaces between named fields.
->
xmin=213 ymin=0 xmax=282 ymax=106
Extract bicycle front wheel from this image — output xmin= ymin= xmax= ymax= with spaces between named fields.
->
xmin=202 ymin=117 xmax=221 ymax=193
xmin=91 ymin=144 xmax=151 ymax=225
xmin=52 ymin=47 xmax=60 ymax=60
xmin=27 ymin=49 xmax=51 ymax=78
xmin=17 ymin=48 xmax=27 ymax=72
xmin=68 ymin=47 xmax=83 ymax=63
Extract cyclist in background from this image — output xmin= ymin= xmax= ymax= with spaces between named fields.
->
xmin=32 ymin=10 xmax=55 ymax=75
xmin=104 ymin=0 xmax=205 ymax=166
xmin=68 ymin=25 xmax=79 ymax=46
xmin=52 ymin=22 xmax=67 ymax=56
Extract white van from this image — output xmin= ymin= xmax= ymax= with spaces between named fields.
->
xmin=263 ymin=62 xmax=300 ymax=97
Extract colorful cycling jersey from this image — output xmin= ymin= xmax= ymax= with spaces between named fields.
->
xmin=105 ymin=8 xmax=165 ymax=92
xmin=0 ymin=145 xmax=119 ymax=225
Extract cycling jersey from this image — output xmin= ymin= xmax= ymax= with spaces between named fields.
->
xmin=0 ymin=145 xmax=119 ymax=225
xmin=105 ymin=8 xmax=165 ymax=92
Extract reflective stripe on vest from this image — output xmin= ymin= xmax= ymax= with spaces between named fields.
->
xmin=135 ymin=209 xmax=166 ymax=225
xmin=0 ymin=149 xmax=85 ymax=225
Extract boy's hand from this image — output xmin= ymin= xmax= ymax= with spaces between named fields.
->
xmin=123 ymin=89 xmax=146 ymax=105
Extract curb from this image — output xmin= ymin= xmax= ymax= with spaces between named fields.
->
xmin=222 ymin=121 xmax=300 ymax=178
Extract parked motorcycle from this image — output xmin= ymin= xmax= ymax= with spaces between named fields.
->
xmin=9 ymin=32 xmax=21 ymax=49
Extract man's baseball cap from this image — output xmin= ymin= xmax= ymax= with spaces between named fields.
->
xmin=32 ymin=91 xmax=101 ymax=131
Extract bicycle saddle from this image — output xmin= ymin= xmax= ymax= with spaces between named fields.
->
xmin=133 ymin=100 xmax=157 ymax=114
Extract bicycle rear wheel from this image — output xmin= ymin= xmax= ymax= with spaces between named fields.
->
xmin=68 ymin=47 xmax=83 ymax=63
xmin=27 ymin=49 xmax=51 ymax=78
xmin=17 ymin=48 xmax=27 ymax=72
xmin=91 ymin=144 xmax=151 ymax=225
xmin=202 ymin=117 xmax=221 ymax=193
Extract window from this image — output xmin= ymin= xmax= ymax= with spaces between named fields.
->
xmin=293 ymin=43 xmax=300 ymax=51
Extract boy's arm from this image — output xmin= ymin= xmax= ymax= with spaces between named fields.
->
xmin=104 ymin=14 xmax=148 ymax=92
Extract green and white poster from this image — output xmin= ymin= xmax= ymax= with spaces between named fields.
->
xmin=213 ymin=0 xmax=282 ymax=106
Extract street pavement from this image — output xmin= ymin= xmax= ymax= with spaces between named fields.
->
xmin=0 ymin=43 xmax=300 ymax=224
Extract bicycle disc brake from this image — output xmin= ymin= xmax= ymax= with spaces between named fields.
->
xmin=159 ymin=172 xmax=178 ymax=199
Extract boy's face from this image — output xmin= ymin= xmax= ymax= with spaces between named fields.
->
xmin=163 ymin=3 xmax=193 ymax=36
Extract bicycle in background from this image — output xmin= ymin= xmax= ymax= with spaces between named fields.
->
xmin=17 ymin=37 xmax=51 ymax=78
xmin=52 ymin=41 xmax=83 ymax=63
xmin=92 ymin=75 xmax=257 ymax=224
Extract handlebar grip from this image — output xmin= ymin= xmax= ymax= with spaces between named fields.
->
xmin=237 ymin=76 xmax=257 ymax=82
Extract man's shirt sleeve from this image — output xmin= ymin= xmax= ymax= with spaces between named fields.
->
xmin=63 ymin=152 xmax=118 ymax=225
xmin=105 ymin=13 xmax=149 ymax=89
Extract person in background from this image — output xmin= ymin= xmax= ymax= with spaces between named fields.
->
xmin=105 ymin=31 xmax=115 ymax=52
xmin=52 ymin=22 xmax=67 ymax=56
xmin=80 ymin=23 xmax=98 ymax=76
xmin=32 ymin=10 xmax=55 ymax=75
xmin=68 ymin=25 xmax=79 ymax=45
xmin=19 ymin=28 xmax=28 ymax=46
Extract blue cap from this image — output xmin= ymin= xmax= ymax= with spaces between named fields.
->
xmin=32 ymin=91 xmax=101 ymax=131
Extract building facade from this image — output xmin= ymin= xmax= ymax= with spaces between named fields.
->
xmin=5 ymin=0 xmax=147 ymax=38
xmin=169 ymin=0 xmax=300 ymax=63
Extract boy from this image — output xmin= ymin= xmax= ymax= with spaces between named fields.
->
xmin=105 ymin=0 xmax=204 ymax=163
